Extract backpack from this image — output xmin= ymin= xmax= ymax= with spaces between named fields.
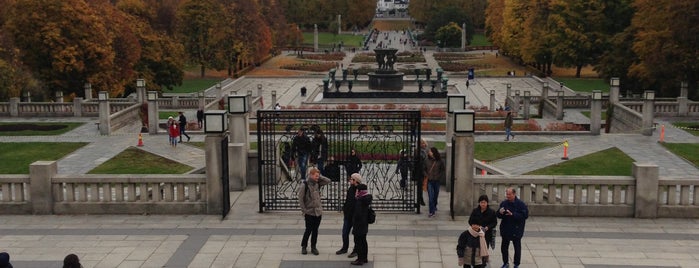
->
xmin=367 ymin=207 xmax=376 ymax=224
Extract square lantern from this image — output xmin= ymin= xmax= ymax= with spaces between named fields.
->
xmin=147 ymin=91 xmax=158 ymax=101
xmin=543 ymin=82 xmax=549 ymax=88
xmin=227 ymin=95 xmax=248 ymax=114
xmin=610 ymin=77 xmax=620 ymax=87
xmin=204 ymin=110 xmax=228 ymax=133
xmin=447 ymin=95 xmax=466 ymax=113
xmin=98 ymin=91 xmax=109 ymax=101
xmin=524 ymin=91 xmax=530 ymax=97
xmin=592 ymin=90 xmax=602 ymax=100
xmin=557 ymin=90 xmax=564 ymax=97
xmin=515 ymin=90 xmax=520 ymax=96
xmin=490 ymin=90 xmax=495 ymax=95
xmin=453 ymin=109 xmax=475 ymax=133
xmin=644 ymin=90 xmax=655 ymax=100
xmin=506 ymin=83 xmax=512 ymax=89
xmin=257 ymin=84 xmax=263 ymax=90
xmin=136 ymin=78 xmax=145 ymax=88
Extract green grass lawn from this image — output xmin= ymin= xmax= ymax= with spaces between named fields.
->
xmin=88 ymin=147 xmax=193 ymax=174
xmin=159 ymin=111 xmax=182 ymax=120
xmin=469 ymin=34 xmax=491 ymax=46
xmin=670 ymin=122 xmax=699 ymax=136
xmin=526 ymin=147 xmax=634 ymax=176
xmin=168 ymin=78 xmax=221 ymax=94
xmin=302 ymin=32 xmax=365 ymax=47
xmin=0 ymin=122 xmax=84 ymax=136
xmin=0 ymin=142 xmax=87 ymax=174
xmin=430 ymin=141 xmax=557 ymax=162
xmin=580 ymin=111 xmax=608 ymax=120
xmin=552 ymin=77 xmax=608 ymax=93
xmin=660 ymin=143 xmax=699 ymax=167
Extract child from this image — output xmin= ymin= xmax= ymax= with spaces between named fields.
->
xmin=456 ymin=219 xmax=489 ymax=268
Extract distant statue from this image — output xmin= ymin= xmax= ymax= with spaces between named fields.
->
xmin=386 ymin=54 xmax=396 ymax=70
xmin=376 ymin=53 xmax=385 ymax=69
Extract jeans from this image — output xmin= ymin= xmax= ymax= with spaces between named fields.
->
xmin=340 ymin=216 xmax=353 ymax=251
xmin=297 ymin=153 xmax=308 ymax=181
xmin=353 ymin=233 xmax=368 ymax=261
xmin=316 ymin=158 xmax=325 ymax=175
xmin=505 ymin=127 xmax=514 ymax=140
xmin=501 ymin=236 xmax=522 ymax=266
xmin=301 ymin=214 xmax=322 ymax=248
xmin=179 ymin=124 xmax=190 ymax=141
xmin=427 ymin=180 xmax=440 ymax=214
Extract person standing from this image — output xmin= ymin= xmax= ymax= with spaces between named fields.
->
xmin=504 ymin=110 xmax=515 ymax=141
xmin=0 ymin=252 xmax=12 ymax=268
xmin=456 ymin=221 xmax=489 ymax=268
xmin=469 ymin=195 xmax=498 ymax=263
xmin=395 ymin=149 xmax=410 ymax=189
xmin=351 ymin=183 xmax=373 ymax=265
xmin=312 ymin=130 xmax=328 ymax=175
xmin=336 ymin=173 xmax=360 ymax=258
xmin=298 ymin=167 xmax=330 ymax=255
xmin=168 ymin=117 xmax=179 ymax=147
xmin=497 ymin=187 xmax=529 ymax=268
xmin=345 ymin=148 xmax=362 ymax=179
xmin=424 ymin=147 xmax=445 ymax=217
xmin=178 ymin=111 xmax=190 ymax=142
xmin=292 ymin=127 xmax=312 ymax=181
xmin=196 ymin=109 xmax=204 ymax=129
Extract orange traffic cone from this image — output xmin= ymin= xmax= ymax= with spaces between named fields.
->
xmin=481 ymin=160 xmax=487 ymax=175
xmin=561 ymin=140 xmax=569 ymax=160
xmin=137 ymin=133 xmax=144 ymax=147
xmin=658 ymin=125 xmax=665 ymax=143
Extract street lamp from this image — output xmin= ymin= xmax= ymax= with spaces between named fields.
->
xmin=447 ymin=95 xmax=466 ymax=113
xmin=228 ymin=95 xmax=248 ymax=114
xmin=136 ymin=78 xmax=145 ymax=88
xmin=524 ymin=91 xmax=530 ymax=97
xmin=147 ymin=91 xmax=158 ymax=101
xmin=644 ymin=90 xmax=655 ymax=101
xmin=610 ymin=77 xmax=620 ymax=87
xmin=557 ymin=90 xmax=564 ymax=97
xmin=98 ymin=91 xmax=109 ymax=101
xmin=453 ymin=109 xmax=475 ymax=133
xmin=592 ymin=90 xmax=602 ymax=100
xmin=204 ymin=110 xmax=228 ymax=133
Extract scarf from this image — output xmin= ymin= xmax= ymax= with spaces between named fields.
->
xmin=467 ymin=227 xmax=489 ymax=257
xmin=355 ymin=190 xmax=368 ymax=198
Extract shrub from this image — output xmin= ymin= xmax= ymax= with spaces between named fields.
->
xmin=347 ymin=103 xmax=359 ymax=109
xmin=281 ymin=62 xmax=335 ymax=72
xmin=299 ymin=52 xmax=346 ymax=61
xmin=384 ymin=103 xmax=396 ymax=110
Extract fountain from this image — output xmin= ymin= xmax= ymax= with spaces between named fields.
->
xmin=367 ymin=48 xmax=404 ymax=90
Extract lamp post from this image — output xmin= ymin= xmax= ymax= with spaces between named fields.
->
xmin=227 ymin=95 xmax=249 ymax=190
xmin=556 ymin=90 xmax=564 ymax=120
xmin=452 ymin=109 xmax=475 ymax=217
xmin=523 ymin=91 xmax=531 ymax=120
xmin=506 ymin=83 xmax=512 ymax=98
xmin=446 ymin=95 xmax=466 ymax=193
xmin=204 ymin=109 xmax=229 ymax=213
xmin=98 ymin=91 xmax=110 ymax=135
xmin=590 ymin=90 xmax=602 ymax=135
xmin=84 ymin=83 xmax=92 ymax=100
xmin=147 ymin=91 xmax=158 ymax=134
xmin=642 ymin=90 xmax=655 ymax=136
xmin=489 ymin=90 xmax=495 ymax=112
xmin=136 ymin=78 xmax=146 ymax=103
xmin=609 ymin=77 xmax=620 ymax=104
xmin=542 ymin=82 xmax=549 ymax=99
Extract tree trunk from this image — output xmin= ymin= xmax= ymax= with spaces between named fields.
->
xmin=575 ymin=65 xmax=582 ymax=78
xmin=200 ymin=65 xmax=205 ymax=78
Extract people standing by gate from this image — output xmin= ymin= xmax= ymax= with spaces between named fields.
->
xmin=497 ymin=187 xmax=529 ymax=268
xmin=345 ymin=148 xmax=362 ymax=179
xmin=337 ymin=173 xmax=361 ymax=258
xmin=178 ymin=111 xmax=190 ymax=142
xmin=298 ymin=167 xmax=330 ymax=255
xmin=312 ymin=130 xmax=328 ymax=175
xmin=351 ymin=183 xmax=372 ymax=265
xmin=292 ymin=127 xmax=312 ymax=181
xmin=424 ymin=147 xmax=445 ymax=217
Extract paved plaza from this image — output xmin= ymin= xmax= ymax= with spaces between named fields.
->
xmin=2 ymin=31 xmax=699 ymax=268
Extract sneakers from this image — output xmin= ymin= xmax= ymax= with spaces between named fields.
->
xmin=501 ymin=264 xmax=509 ymax=268
xmin=301 ymin=247 xmax=307 ymax=255
xmin=348 ymin=252 xmax=358 ymax=258
xmin=311 ymin=248 xmax=319 ymax=255
xmin=336 ymin=249 xmax=348 ymax=255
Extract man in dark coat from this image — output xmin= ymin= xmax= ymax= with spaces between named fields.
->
xmin=345 ymin=149 xmax=362 ymax=179
xmin=178 ymin=111 xmax=190 ymax=142
xmin=351 ymin=183 xmax=373 ymax=265
xmin=292 ymin=127 xmax=312 ymax=181
xmin=336 ymin=173 xmax=360 ymax=257
xmin=497 ymin=187 xmax=529 ymax=268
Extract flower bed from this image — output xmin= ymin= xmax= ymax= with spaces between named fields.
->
xmin=298 ymin=52 xmax=345 ymax=61
xmin=281 ymin=62 xmax=336 ymax=72
xmin=433 ymin=53 xmax=478 ymax=61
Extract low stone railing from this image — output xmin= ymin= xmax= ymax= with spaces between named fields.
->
xmin=109 ymin=103 xmax=142 ymax=133
xmin=609 ymin=103 xmax=643 ymax=133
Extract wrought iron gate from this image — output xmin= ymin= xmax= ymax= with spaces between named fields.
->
xmin=257 ymin=110 xmax=421 ymax=213
xmin=221 ymin=136 xmax=230 ymax=219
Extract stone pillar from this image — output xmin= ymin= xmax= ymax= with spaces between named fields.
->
xmin=337 ymin=15 xmax=341 ymax=35
xmin=452 ymin=132 xmax=475 ymax=216
xmin=198 ymin=92 xmax=206 ymax=110
xmin=633 ymin=162 xmax=659 ymax=218
xmin=216 ymin=83 xmax=222 ymax=100
xmin=445 ymin=112 xmax=453 ymax=193
xmin=506 ymin=83 xmax=511 ymax=99
xmin=137 ymin=86 xmax=145 ymax=103
xmin=55 ymin=91 xmax=64 ymax=103
xmin=590 ymin=91 xmax=602 ymax=135
xmin=99 ymin=92 xmax=111 ymax=135
xmin=24 ymin=91 xmax=31 ymax=103
xmin=678 ymin=81 xmax=688 ymax=116
xmin=642 ymin=91 xmax=655 ymax=136
xmin=556 ymin=91 xmax=564 ymax=120
xmin=229 ymin=143 xmax=247 ymax=191
xmin=609 ymin=78 xmax=620 ymax=104
xmin=514 ymin=90 xmax=521 ymax=115
xmin=541 ymin=83 xmax=549 ymax=100
xmin=9 ymin=97 xmax=19 ymax=117
xmin=523 ymin=91 xmax=531 ymax=120
xmin=205 ymin=134 xmax=225 ymax=214
xmin=461 ymin=23 xmax=466 ymax=51
xmin=314 ymin=24 xmax=319 ymax=52
xmin=148 ymin=97 xmax=158 ymax=135
xmin=489 ymin=90 xmax=495 ymax=112
xmin=84 ymin=83 xmax=92 ymax=100
xmin=29 ymin=161 xmax=56 ymax=214
xmin=73 ymin=97 xmax=83 ymax=117
xmin=229 ymin=113 xmax=249 ymax=153
xmin=271 ymin=90 xmax=277 ymax=108
xmin=257 ymin=84 xmax=263 ymax=97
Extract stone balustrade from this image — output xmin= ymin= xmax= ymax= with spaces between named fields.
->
xmin=609 ymin=103 xmax=643 ymax=133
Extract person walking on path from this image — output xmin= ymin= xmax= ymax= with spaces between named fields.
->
xmin=497 ymin=187 xmax=529 ymax=268
xmin=178 ymin=111 xmax=190 ymax=143
xmin=298 ymin=167 xmax=330 ymax=255
xmin=424 ymin=147 xmax=445 ymax=217
xmin=168 ymin=117 xmax=179 ymax=147
xmin=351 ymin=183 xmax=373 ymax=265
xmin=456 ymin=220 xmax=489 ymax=268
xmin=0 ymin=252 xmax=12 ymax=268
xmin=337 ymin=173 xmax=361 ymax=258
xmin=469 ymin=195 xmax=498 ymax=264
xmin=504 ymin=110 xmax=515 ymax=141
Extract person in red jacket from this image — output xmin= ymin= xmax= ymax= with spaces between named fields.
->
xmin=168 ymin=117 xmax=179 ymax=147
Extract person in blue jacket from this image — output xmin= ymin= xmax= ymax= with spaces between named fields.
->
xmin=496 ymin=187 xmax=528 ymax=268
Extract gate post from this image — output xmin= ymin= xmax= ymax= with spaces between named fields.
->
xmin=205 ymin=134 xmax=225 ymax=214
xmin=446 ymin=95 xmax=466 ymax=193
xmin=452 ymin=110 xmax=475 ymax=216
xmin=228 ymin=95 xmax=249 ymax=191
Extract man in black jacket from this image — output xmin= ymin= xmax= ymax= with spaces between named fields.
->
xmin=178 ymin=111 xmax=190 ymax=142
xmin=497 ymin=187 xmax=529 ymax=268
xmin=292 ymin=127 xmax=312 ymax=181
xmin=336 ymin=173 xmax=360 ymax=258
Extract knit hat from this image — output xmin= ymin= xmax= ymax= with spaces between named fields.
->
xmin=350 ymin=173 xmax=362 ymax=183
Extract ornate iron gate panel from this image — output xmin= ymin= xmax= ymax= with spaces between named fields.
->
xmin=257 ymin=110 xmax=421 ymax=213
